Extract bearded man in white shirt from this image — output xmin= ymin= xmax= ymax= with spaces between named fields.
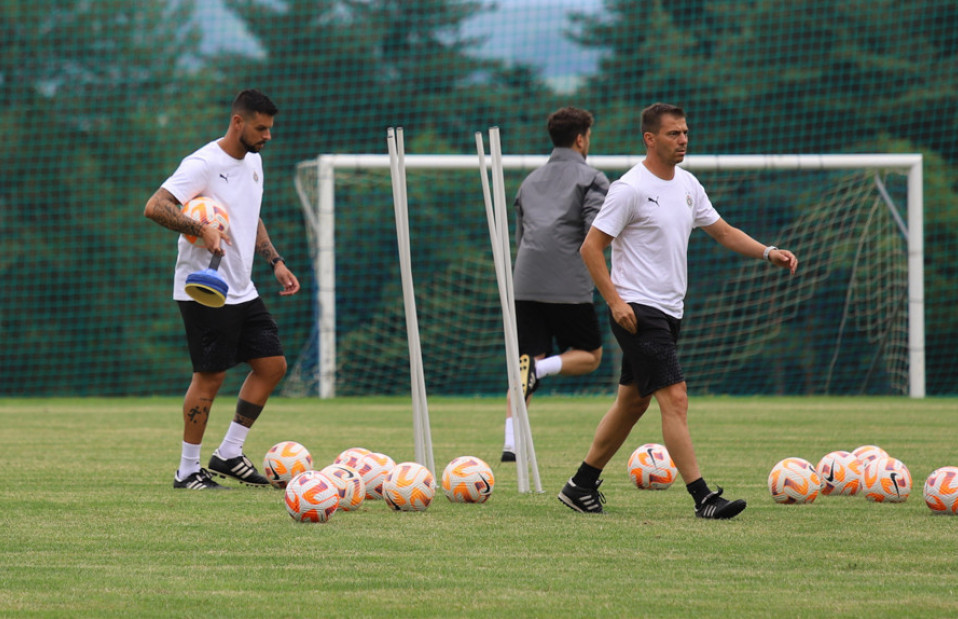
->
xmin=144 ymin=89 xmax=300 ymax=490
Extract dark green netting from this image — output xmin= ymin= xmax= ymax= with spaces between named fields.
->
xmin=1 ymin=0 xmax=955 ymax=396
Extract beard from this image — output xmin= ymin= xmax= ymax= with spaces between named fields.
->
xmin=240 ymin=135 xmax=265 ymax=154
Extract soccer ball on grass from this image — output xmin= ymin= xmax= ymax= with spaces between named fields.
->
xmin=442 ymin=456 xmax=495 ymax=503
xmin=383 ymin=462 xmax=435 ymax=511
xmin=852 ymin=444 xmax=888 ymax=467
xmin=816 ymin=450 xmax=864 ymax=496
xmin=357 ymin=452 xmax=396 ymax=500
xmin=923 ymin=466 xmax=958 ymax=514
xmin=284 ymin=471 xmax=339 ymax=523
xmin=321 ymin=464 xmax=367 ymax=512
xmin=263 ymin=441 xmax=313 ymax=489
xmin=768 ymin=457 xmax=821 ymax=504
xmin=627 ymin=443 xmax=678 ymax=490
xmin=334 ymin=447 xmax=371 ymax=471
xmin=862 ymin=456 xmax=911 ymax=503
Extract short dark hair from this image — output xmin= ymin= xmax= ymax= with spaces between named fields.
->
xmin=231 ymin=89 xmax=278 ymax=118
xmin=547 ymin=106 xmax=594 ymax=147
xmin=641 ymin=102 xmax=685 ymax=137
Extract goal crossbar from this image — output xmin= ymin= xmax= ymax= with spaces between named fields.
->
xmin=294 ymin=153 xmax=924 ymax=398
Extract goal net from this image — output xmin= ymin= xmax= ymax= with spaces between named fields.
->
xmin=287 ymin=154 xmax=924 ymax=399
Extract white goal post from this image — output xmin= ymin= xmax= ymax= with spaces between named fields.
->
xmin=294 ymin=153 xmax=925 ymax=398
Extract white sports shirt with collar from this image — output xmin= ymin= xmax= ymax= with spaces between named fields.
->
xmin=590 ymin=162 xmax=720 ymax=319
xmin=162 ymin=140 xmax=265 ymax=304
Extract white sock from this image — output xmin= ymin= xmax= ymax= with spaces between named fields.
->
xmin=503 ymin=417 xmax=515 ymax=451
xmin=217 ymin=422 xmax=250 ymax=459
xmin=536 ymin=355 xmax=563 ymax=378
xmin=178 ymin=441 xmax=202 ymax=479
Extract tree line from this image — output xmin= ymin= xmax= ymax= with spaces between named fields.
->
xmin=0 ymin=0 xmax=955 ymax=395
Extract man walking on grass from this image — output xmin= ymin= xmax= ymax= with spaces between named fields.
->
xmin=558 ymin=102 xmax=798 ymax=518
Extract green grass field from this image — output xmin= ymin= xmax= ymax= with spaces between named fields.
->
xmin=1 ymin=396 xmax=956 ymax=618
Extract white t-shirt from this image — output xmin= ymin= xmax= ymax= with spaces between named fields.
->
xmin=162 ymin=140 xmax=264 ymax=304
xmin=591 ymin=162 xmax=720 ymax=318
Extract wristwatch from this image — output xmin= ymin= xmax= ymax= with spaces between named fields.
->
xmin=270 ymin=256 xmax=286 ymax=270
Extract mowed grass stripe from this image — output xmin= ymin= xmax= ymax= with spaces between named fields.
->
xmin=0 ymin=396 xmax=955 ymax=617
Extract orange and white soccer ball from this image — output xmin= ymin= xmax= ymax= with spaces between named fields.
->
xmin=383 ymin=462 xmax=435 ymax=512
xmin=852 ymin=444 xmax=889 ymax=467
xmin=263 ymin=441 xmax=313 ymax=489
xmin=357 ymin=452 xmax=396 ymax=500
xmin=321 ymin=464 xmax=367 ymax=512
xmin=181 ymin=196 xmax=229 ymax=246
xmin=862 ymin=456 xmax=911 ymax=503
xmin=334 ymin=447 xmax=371 ymax=471
xmin=816 ymin=450 xmax=864 ymax=496
xmin=442 ymin=456 xmax=495 ymax=503
xmin=627 ymin=443 xmax=678 ymax=490
xmin=768 ymin=457 xmax=821 ymax=504
xmin=923 ymin=466 xmax=958 ymax=515
xmin=284 ymin=471 xmax=339 ymax=523
xmin=290 ymin=470 xmax=326 ymax=484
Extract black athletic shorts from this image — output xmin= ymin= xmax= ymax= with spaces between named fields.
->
xmin=177 ymin=298 xmax=285 ymax=373
xmin=515 ymin=300 xmax=602 ymax=358
xmin=609 ymin=303 xmax=684 ymax=397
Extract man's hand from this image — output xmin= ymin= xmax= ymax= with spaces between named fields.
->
xmin=609 ymin=299 xmax=637 ymax=334
xmin=769 ymin=248 xmax=798 ymax=275
xmin=274 ymin=262 xmax=300 ymax=296
xmin=200 ymin=223 xmax=231 ymax=255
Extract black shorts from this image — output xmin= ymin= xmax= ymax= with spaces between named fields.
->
xmin=515 ymin=300 xmax=602 ymax=358
xmin=610 ymin=303 xmax=684 ymax=397
xmin=177 ymin=298 xmax=285 ymax=373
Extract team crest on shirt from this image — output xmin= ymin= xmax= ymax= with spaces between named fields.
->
xmin=686 ymin=193 xmax=693 ymax=208
xmin=253 ymin=171 xmax=260 ymax=183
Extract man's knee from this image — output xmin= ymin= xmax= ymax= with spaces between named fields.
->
xmin=656 ymin=382 xmax=689 ymax=417
xmin=617 ymin=385 xmax=652 ymax=419
xmin=252 ymin=356 xmax=287 ymax=382
xmin=585 ymin=347 xmax=603 ymax=373
xmin=193 ymin=371 xmax=227 ymax=392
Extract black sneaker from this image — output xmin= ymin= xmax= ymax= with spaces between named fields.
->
xmin=558 ymin=478 xmax=606 ymax=513
xmin=519 ymin=354 xmax=539 ymax=397
xmin=694 ymin=487 xmax=746 ymax=519
xmin=208 ymin=449 xmax=270 ymax=487
xmin=173 ymin=468 xmax=229 ymax=490
xmin=501 ymin=449 xmax=516 ymax=462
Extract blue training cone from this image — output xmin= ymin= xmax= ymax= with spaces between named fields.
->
xmin=185 ymin=253 xmax=228 ymax=308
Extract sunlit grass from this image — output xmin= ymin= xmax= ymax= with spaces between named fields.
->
xmin=0 ymin=396 xmax=956 ymax=617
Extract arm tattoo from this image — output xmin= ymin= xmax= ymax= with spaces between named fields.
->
xmin=255 ymin=218 xmax=281 ymax=262
xmin=145 ymin=189 xmax=206 ymax=237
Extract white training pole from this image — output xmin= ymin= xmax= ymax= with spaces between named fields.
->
xmin=475 ymin=130 xmax=542 ymax=494
xmin=399 ymin=128 xmax=436 ymax=474
xmin=485 ymin=129 xmax=529 ymax=491
xmin=387 ymin=127 xmax=435 ymax=474
xmin=474 ymin=132 xmax=527 ymax=493
xmin=394 ymin=128 xmax=425 ymax=469
xmin=399 ymin=128 xmax=435 ymax=474
xmin=489 ymin=127 xmax=542 ymax=494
